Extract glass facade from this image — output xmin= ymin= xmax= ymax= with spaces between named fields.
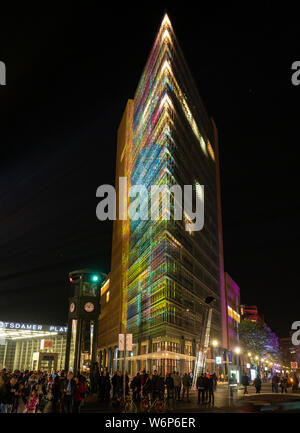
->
xmin=98 ymin=14 xmax=225 ymax=375
xmin=0 ymin=323 xmax=71 ymax=372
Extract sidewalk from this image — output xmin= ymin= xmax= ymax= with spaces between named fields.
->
xmin=80 ymin=382 xmax=300 ymax=413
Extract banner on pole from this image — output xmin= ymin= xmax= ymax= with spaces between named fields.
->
xmin=118 ymin=333 xmax=133 ymax=351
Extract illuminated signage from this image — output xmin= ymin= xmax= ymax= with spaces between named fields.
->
xmin=0 ymin=321 xmax=67 ymax=333
xmin=216 ymin=356 xmax=222 ymax=364
xmin=40 ymin=339 xmax=54 ymax=350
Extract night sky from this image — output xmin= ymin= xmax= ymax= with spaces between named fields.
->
xmin=0 ymin=6 xmax=299 ymax=337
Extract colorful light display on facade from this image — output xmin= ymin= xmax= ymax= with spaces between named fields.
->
xmin=98 ymin=14 xmax=226 ymax=375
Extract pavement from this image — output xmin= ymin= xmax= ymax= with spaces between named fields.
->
xmin=81 ymin=382 xmax=300 ymax=413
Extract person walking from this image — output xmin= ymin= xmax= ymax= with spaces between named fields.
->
xmin=51 ymin=375 xmax=62 ymax=413
xmin=292 ymin=374 xmax=299 ymax=392
xmin=254 ymin=375 xmax=262 ymax=394
xmin=165 ymin=373 xmax=174 ymax=400
xmin=280 ymin=375 xmax=288 ymax=393
xmin=272 ymin=373 xmax=279 ymax=393
xmin=208 ymin=374 xmax=215 ymax=405
xmin=103 ymin=372 xmax=111 ymax=402
xmin=182 ymin=372 xmax=192 ymax=402
xmin=241 ymin=373 xmax=250 ymax=394
xmin=26 ymin=389 xmax=39 ymax=413
xmin=98 ymin=371 xmax=105 ymax=401
xmin=90 ymin=362 xmax=99 ymax=395
xmin=73 ymin=375 xmax=85 ymax=413
xmin=14 ymin=381 xmax=27 ymax=413
xmin=211 ymin=372 xmax=217 ymax=391
xmin=142 ymin=373 xmax=153 ymax=403
xmin=1 ymin=376 xmax=18 ymax=413
xmin=203 ymin=373 xmax=210 ymax=403
xmin=151 ymin=370 xmax=161 ymax=401
xmin=196 ymin=374 xmax=205 ymax=404
xmin=131 ymin=372 xmax=141 ymax=402
xmin=62 ymin=371 xmax=76 ymax=413
xmin=111 ymin=371 xmax=119 ymax=400
xmin=173 ymin=372 xmax=181 ymax=401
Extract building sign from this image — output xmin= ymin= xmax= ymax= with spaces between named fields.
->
xmin=215 ymin=356 xmax=222 ymax=364
xmin=40 ymin=339 xmax=54 ymax=350
xmin=118 ymin=333 xmax=133 ymax=351
xmin=0 ymin=321 xmax=67 ymax=333
xmin=246 ymin=363 xmax=251 ymax=369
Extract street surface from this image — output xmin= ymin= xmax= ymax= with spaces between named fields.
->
xmin=81 ymin=382 xmax=300 ymax=413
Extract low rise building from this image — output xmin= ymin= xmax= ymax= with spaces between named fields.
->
xmin=0 ymin=320 xmax=69 ymax=372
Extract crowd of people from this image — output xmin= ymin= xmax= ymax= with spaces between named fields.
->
xmin=90 ymin=363 xmax=218 ymax=407
xmin=241 ymin=371 xmax=299 ymax=394
xmin=0 ymin=368 xmax=88 ymax=413
xmin=1 ymin=364 xmax=299 ymax=413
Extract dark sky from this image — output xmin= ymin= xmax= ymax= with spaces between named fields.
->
xmin=0 ymin=5 xmax=299 ymax=337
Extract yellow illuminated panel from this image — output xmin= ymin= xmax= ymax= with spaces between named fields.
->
xmin=227 ymin=305 xmax=240 ymax=323
xmin=101 ymin=278 xmax=110 ymax=296
xmin=207 ymin=141 xmax=215 ymax=161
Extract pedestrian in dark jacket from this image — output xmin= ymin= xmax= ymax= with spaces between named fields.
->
xmin=203 ymin=374 xmax=210 ymax=403
xmin=254 ymin=376 xmax=262 ymax=393
xmin=111 ymin=371 xmax=121 ymax=399
xmin=98 ymin=371 xmax=105 ymax=401
xmin=143 ymin=374 xmax=153 ymax=401
xmin=196 ymin=374 xmax=205 ymax=404
xmin=280 ymin=376 xmax=288 ymax=393
xmin=211 ymin=372 xmax=217 ymax=391
xmin=1 ymin=377 xmax=18 ymax=413
xmin=131 ymin=373 xmax=141 ymax=401
xmin=104 ymin=373 xmax=111 ymax=401
xmin=241 ymin=374 xmax=250 ymax=394
xmin=165 ymin=373 xmax=174 ymax=400
xmin=208 ymin=375 xmax=215 ymax=404
xmin=52 ymin=375 xmax=62 ymax=413
xmin=272 ymin=374 xmax=279 ymax=393
xmin=151 ymin=371 xmax=161 ymax=400
xmin=62 ymin=372 xmax=76 ymax=413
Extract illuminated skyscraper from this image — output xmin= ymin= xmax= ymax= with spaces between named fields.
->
xmin=98 ymin=14 xmax=227 ymax=375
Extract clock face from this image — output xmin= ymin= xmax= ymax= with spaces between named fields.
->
xmin=84 ymin=302 xmax=95 ymax=313
xmin=70 ymin=302 xmax=75 ymax=313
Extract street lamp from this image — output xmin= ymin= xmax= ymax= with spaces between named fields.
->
xmin=212 ymin=340 xmax=218 ymax=347
xmin=248 ymin=352 xmax=251 ymax=357
xmin=234 ymin=347 xmax=241 ymax=355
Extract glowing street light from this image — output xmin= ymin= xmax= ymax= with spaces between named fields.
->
xmin=248 ymin=352 xmax=252 ymax=357
xmin=92 ymin=275 xmax=99 ymax=282
xmin=212 ymin=340 xmax=218 ymax=347
xmin=234 ymin=347 xmax=241 ymax=354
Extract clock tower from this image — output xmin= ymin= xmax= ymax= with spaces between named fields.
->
xmin=64 ymin=269 xmax=107 ymax=374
